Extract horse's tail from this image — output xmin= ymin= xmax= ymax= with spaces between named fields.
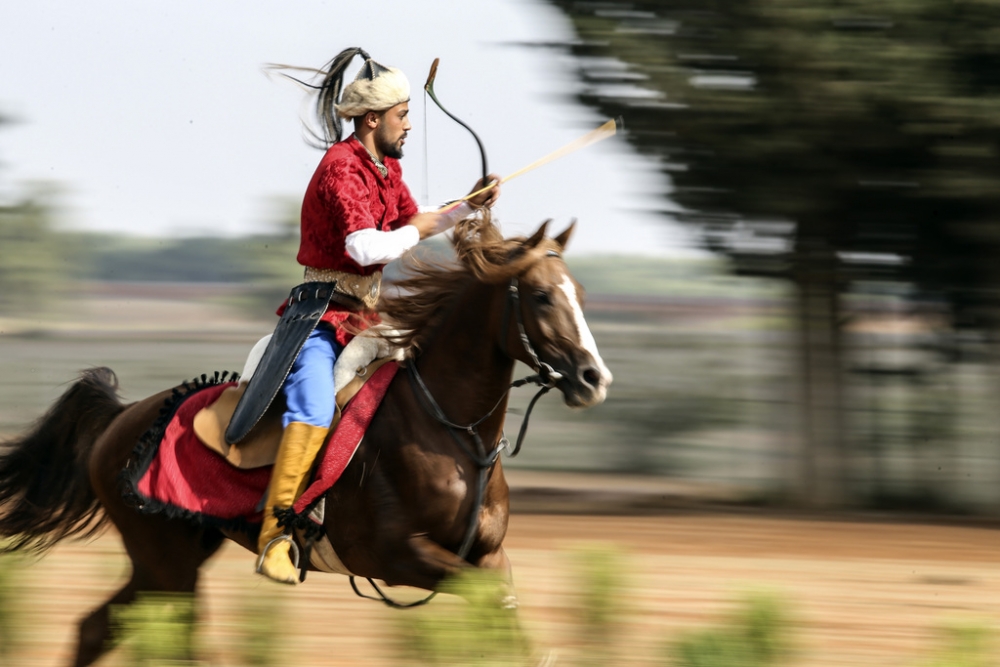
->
xmin=0 ymin=367 xmax=126 ymax=553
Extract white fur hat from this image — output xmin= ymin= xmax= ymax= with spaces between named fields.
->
xmin=334 ymin=59 xmax=410 ymax=119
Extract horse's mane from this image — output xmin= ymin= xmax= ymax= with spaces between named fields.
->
xmin=379 ymin=213 xmax=552 ymax=355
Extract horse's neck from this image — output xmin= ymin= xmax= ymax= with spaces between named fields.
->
xmin=416 ymin=281 xmax=513 ymax=428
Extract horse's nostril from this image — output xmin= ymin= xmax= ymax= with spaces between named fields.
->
xmin=582 ymin=368 xmax=600 ymax=388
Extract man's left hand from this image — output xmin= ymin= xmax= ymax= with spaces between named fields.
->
xmin=468 ymin=173 xmax=501 ymax=209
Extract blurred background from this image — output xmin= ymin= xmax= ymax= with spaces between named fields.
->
xmin=2 ymin=0 xmax=1000 ymax=665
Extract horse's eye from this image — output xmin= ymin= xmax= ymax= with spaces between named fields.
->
xmin=533 ymin=290 xmax=552 ymax=306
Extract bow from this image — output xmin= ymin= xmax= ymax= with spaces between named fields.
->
xmin=424 ymin=58 xmax=489 ymax=188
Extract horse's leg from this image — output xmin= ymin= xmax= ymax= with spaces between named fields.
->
xmin=72 ymin=523 xmax=224 ymax=667
xmin=73 ymin=574 xmax=138 ymax=667
xmin=75 ymin=386 xmax=226 ymax=666
xmin=476 ymin=547 xmax=555 ymax=664
xmin=385 ymin=538 xmax=522 ymax=616
xmin=377 ymin=533 xmax=471 ymax=589
xmin=475 ymin=547 xmax=518 ymax=609
xmin=380 ymin=536 xmax=517 ymax=604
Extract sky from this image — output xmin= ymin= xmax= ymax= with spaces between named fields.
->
xmin=0 ymin=0 xmax=700 ymax=257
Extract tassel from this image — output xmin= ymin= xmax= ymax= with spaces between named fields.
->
xmin=315 ymin=47 xmax=370 ymax=144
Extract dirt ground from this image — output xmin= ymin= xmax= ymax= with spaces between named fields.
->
xmin=12 ymin=489 xmax=1000 ymax=667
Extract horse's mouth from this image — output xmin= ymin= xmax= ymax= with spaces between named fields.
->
xmin=559 ymin=365 xmax=612 ymax=409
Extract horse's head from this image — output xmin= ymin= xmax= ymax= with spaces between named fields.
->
xmin=382 ymin=216 xmax=612 ymax=408
xmin=500 ymin=220 xmax=613 ymax=408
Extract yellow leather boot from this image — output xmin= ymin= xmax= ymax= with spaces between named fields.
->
xmin=256 ymin=421 xmax=328 ymax=584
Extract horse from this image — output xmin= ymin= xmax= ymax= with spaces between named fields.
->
xmin=0 ymin=216 xmax=612 ymax=666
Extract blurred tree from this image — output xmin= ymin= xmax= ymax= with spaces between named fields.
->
xmin=0 ymin=183 xmax=72 ymax=314
xmin=82 ymin=196 xmax=301 ymax=287
xmin=0 ymin=114 xmax=75 ymax=315
xmin=76 ymin=195 xmax=304 ymax=316
xmin=545 ymin=0 xmax=1000 ymax=506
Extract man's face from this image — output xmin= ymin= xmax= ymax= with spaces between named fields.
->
xmin=375 ymin=102 xmax=411 ymax=159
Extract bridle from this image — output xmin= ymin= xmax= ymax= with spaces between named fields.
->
xmin=350 ymin=273 xmax=564 ymax=608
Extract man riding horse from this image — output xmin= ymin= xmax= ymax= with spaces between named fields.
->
xmin=230 ymin=47 xmax=501 ymax=585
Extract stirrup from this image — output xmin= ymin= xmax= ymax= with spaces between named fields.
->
xmin=255 ymin=534 xmax=301 ymax=574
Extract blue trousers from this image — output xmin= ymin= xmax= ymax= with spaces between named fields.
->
xmin=281 ymin=326 xmax=343 ymax=429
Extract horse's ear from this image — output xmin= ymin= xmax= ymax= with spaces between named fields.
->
xmin=554 ymin=219 xmax=576 ymax=251
xmin=525 ymin=219 xmax=551 ymax=249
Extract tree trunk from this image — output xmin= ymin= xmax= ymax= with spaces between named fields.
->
xmin=794 ymin=244 xmax=849 ymax=507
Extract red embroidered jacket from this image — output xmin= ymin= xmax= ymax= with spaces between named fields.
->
xmin=298 ymin=135 xmax=419 ymax=274
xmin=280 ymin=136 xmax=419 ymax=344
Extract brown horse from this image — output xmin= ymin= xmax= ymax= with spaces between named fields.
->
xmin=0 ymin=217 xmax=611 ymax=666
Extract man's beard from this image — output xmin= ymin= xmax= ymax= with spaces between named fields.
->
xmin=376 ymin=129 xmax=405 ymax=159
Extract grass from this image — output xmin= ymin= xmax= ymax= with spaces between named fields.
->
xmin=110 ymin=588 xmax=290 ymax=666
xmin=569 ymin=545 xmax=629 ymax=666
xmin=922 ymin=623 xmax=995 ymax=667
xmin=666 ymin=593 xmax=794 ymax=667
xmin=0 ymin=551 xmax=26 ymax=660
xmin=113 ymin=592 xmax=199 ymax=665
xmin=390 ymin=569 xmax=531 ymax=666
xmin=387 ymin=549 xmax=800 ymax=667
xmin=230 ymin=588 xmax=286 ymax=667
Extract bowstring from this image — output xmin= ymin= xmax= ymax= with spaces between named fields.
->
xmin=422 ymin=87 xmax=430 ymax=207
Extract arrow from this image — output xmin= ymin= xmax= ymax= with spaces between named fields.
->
xmin=439 ymin=117 xmax=622 ymax=212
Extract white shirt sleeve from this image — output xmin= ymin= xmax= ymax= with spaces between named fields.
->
xmin=435 ymin=202 xmax=475 ymax=234
xmin=344 ymin=224 xmax=421 ymax=266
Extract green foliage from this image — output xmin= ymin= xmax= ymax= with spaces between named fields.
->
xmin=78 ymin=195 xmax=304 ymax=316
xmin=391 ymin=569 xmax=531 ymax=666
xmin=551 ymin=0 xmax=1000 ymax=327
xmin=389 ymin=554 xmax=797 ymax=667
xmin=922 ymin=623 xmax=995 ymax=667
xmin=666 ymin=593 xmax=794 ymax=667
xmin=567 ymin=256 xmax=787 ymax=300
xmin=231 ymin=589 xmax=285 ymax=667
xmin=570 ymin=546 xmax=628 ymax=665
xmin=0 ymin=190 xmax=303 ymax=318
xmin=0 ymin=185 xmax=71 ymax=313
xmin=547 ymin=0 xmax=1000 ymax=507
xmin=113 ymin=592 xmax=198 ymax=666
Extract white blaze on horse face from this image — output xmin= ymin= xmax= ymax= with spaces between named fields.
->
xmin=558 ymin=275 xmax=612 ymax=398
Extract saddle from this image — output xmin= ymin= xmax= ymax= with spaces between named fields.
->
xmin=193 ymin=331 xmax=402 ymax=469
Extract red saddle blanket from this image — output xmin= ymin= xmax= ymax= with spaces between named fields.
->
xmin=128 ymin=362 xmax=398 ymax=526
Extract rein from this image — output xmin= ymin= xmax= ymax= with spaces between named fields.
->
xmin=349 ymin=277 xmax=559 ymax=609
